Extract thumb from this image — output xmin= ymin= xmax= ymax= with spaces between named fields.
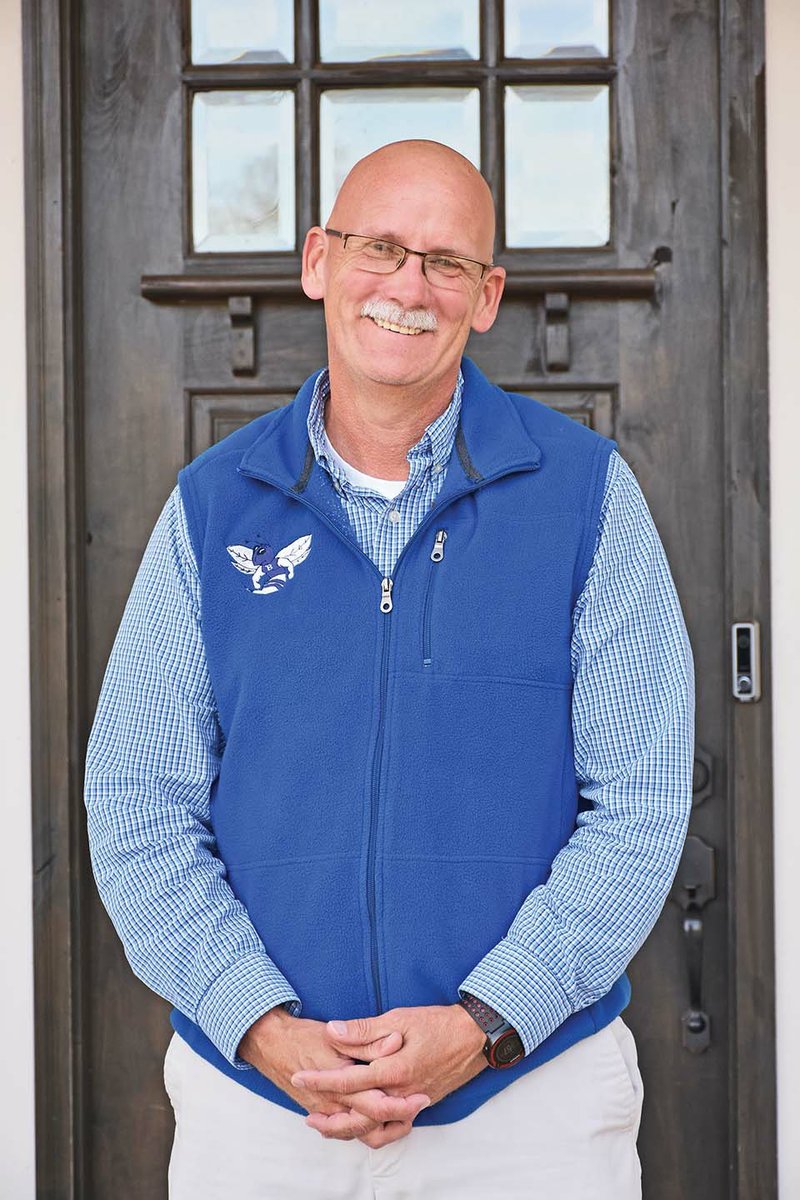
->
xmin=326 ymin=1018 xmax=403 ymax=1059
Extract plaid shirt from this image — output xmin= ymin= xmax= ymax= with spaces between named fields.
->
xmin=85 ymin=370 xmax=694 ymax=1066
xmin=306 ymin=367 xmax=463 ymax=577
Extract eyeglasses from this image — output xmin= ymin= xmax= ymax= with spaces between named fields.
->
xmin=324 ymin=228 xmax=491 ymax=291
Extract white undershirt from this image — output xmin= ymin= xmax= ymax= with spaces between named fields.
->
xmin=322 ymin=428 xmax=407 ymax=500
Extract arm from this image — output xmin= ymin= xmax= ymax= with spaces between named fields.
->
xmin=455 ymin=450 xmax=695 ymax=1053
xmin=86 ymin=489 xmax=429 ymax=1143
xmin=84 ymin=486 xmax=301 ymax=1068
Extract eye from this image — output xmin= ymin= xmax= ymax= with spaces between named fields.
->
xmin=365 ymin=239 xmax=400 ymax=257
xmin=425 ymin=255 xmax=465 ymax=275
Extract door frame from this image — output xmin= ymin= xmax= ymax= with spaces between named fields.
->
xmin=23 ymin=0 xmax=776 ymax=1194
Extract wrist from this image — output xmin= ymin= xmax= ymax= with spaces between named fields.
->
xmin=239 ymin=1003 xmax=295 ymax=1064
xmin=458 ymin=992 xmax=525 ymax=1069
xmin=452 ymin=1001 xmax=489 ymax=1060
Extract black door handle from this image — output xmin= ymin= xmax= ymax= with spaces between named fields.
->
xmin=682 ymin=913 xmax=708 ymax=1042
xmin=671 ymin=835 xmax=716 ymax=1053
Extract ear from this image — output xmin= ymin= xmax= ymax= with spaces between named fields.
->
xmin=301 ymin=226 xmax=328 ymax=300
xmin=470 ymin=266 xmax=506 ymax=335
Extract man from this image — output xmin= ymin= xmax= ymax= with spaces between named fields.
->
xmin=85 ymin=139 xmax=694 ymax=1198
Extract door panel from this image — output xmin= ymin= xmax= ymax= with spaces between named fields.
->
xmin=77 ymin=0 xmax=743 ymax=1195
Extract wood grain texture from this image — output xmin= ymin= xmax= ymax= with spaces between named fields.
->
xmin=24 ymin=0 xmax=88 ymax=1194
xmin=720 ymin=0 xmax=776 ymax=1194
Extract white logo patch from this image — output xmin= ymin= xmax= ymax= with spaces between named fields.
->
xmin=227 ymin=534 xmax=313 ymax=595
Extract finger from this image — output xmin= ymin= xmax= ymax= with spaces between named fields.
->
xmin=354 ymin=1030 xmax=403 ymax=1060
xmin=305 ymin=1109 xmax=377 ymax=1141
xmin=357 ymin=1120 xmax=414 ymax=1149
xmin=305 ymin=1087 xmax=430 ymax=1141
xmin=292 ymin=1062 xmax=388 ymax=1095
xmin=305 ymin=1096 xmax=428 ymax=1143
xmin=343 ymin=1089 xmax=430 ymax=1125
xmin=326 ymin=1020 xmax=403 ymax=1061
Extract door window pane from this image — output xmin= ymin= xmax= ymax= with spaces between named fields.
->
xmin=192 ymin=91 xmax=295 ymax=253
xmin=505 ymin=85 xmax=609 ymax=247
xmin=319 ymin=0 xmax=479 ymax=61
xmin=504 ymin=0 xmax=608 ymax=59
xmin=319 ymin=89 xmax=480 ymax=223
xmin=191 ymin=0 xmax=294 ymax=65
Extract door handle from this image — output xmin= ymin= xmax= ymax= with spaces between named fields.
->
xmin=682 ymin=913 xmax=706 ymax=1040
xmin=671 ymin=835 xmax=716 ymax=1053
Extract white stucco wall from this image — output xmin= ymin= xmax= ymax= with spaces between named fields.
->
xmin=0 ymin=0 xmax=797 ymax=1195
xmin=0 ymin=0 xmax=36 ymax=1195
xmin=766 ymin=1 xmax=800 ymax=1196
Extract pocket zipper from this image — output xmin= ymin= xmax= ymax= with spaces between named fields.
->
xmin=422 ymin=529 xmax=447 ymax=666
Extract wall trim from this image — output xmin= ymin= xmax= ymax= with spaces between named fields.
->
xmin=23 ymin=0 xmax=88 ymax=1194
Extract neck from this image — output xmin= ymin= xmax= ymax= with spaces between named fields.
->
xmin=323 ymin=366 xmax=459 ymax=479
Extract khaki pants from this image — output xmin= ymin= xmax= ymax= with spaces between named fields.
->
xmin=164 ymin=1017 xmax=643 ymax=1199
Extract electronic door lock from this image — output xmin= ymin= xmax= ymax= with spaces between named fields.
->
xmin=731 ymin=622 xmax=761 ymax=702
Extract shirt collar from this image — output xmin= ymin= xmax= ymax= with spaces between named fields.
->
xmin=306 ymin=367 xmax=464 ymax=489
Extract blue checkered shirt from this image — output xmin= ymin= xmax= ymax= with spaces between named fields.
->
xmin=307 ymin=368 xmax=462 ymax=577
xmin=84 ymin=369 xmax=694 ymax=1068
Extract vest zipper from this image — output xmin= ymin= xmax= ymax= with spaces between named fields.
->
xmin=422 ymin=529 xmax=447 ymax=666
xmin=367 ymin=575 xmax=393 ymax=1011
xmin=237 ymin=458 xmax=539 ymax=1015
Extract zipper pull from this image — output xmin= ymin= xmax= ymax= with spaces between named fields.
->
xmin=430 ymin=529 xmax=448 ymax=562
xmin=380 ymin=577 xmax=394 ymax=613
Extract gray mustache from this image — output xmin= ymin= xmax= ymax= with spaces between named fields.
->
xmin=360 ymin=299 xmax=438 ymax=331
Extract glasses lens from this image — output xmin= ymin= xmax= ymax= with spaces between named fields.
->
xmin=347 ymin=236 xmax=404 ymax=271
xmin=424 ymin=254 xmax=483 ymax=289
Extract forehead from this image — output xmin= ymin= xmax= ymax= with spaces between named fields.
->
xmin=341 ymin=172 xmax=490 ymax=254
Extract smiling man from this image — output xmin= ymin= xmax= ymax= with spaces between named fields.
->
xmin=84 ymin=140 xmax=694 ymax=1199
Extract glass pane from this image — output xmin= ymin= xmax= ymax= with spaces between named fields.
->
xmin=191 ymin=0 xmax=293 ymax=64
xmin=192 ymin=91 xmax=295 ymax=253
xmin=319 ymin=89 xmax=480 ymax=224
xmin=505 ymin=85 xmax=609 ymax=247
xmin=319 ymin=0 xmax=478 ymax=61
xmin=504 ymin=0 xmax=608 ymax=59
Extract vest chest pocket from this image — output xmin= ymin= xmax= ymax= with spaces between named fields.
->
xmin=421 ymin=528 xmax=448 ymax=667
xmin=414 ymin=515 xmax=578 ymax=683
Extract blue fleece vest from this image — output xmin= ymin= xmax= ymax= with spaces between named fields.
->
xmin=173 ymin=356 xmax=629 ymax=1124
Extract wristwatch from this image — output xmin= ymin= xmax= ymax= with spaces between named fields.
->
xmin=459 ymin=992 xmax=525 ymax=1069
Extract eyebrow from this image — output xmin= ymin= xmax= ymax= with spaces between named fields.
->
xmin=365 ymin=231 xmax=466 ymax=256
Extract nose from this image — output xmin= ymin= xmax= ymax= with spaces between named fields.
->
xmin=384 ymin=250 xmax=432 ymax=306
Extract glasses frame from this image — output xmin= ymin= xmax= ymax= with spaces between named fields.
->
xmin=324 ymin=227 xmax=491 ymax=286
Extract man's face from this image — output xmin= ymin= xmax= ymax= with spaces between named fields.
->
xmin=302 ymin=155 xmax=505 ymax=394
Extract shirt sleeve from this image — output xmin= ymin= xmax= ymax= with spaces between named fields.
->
xmin=84 ymin=485 xmax=302 ymax=1068
xmin=457 ymin=450 xmax=695 ymax=1054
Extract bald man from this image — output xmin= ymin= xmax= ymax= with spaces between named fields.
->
xmin=85 ymin=140 xmax=694 ymax=1198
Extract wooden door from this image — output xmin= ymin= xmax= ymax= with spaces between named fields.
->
xmin=26 ymin=0 xmax=775 ymax=1195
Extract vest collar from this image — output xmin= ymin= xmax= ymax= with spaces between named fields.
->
xmin=237 ymin=356 xmax=542 ymax=496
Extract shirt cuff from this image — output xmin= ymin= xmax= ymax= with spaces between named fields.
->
xmin=195 ymin=951 xmax=302 ymax=1069
xmin=458 ymin=936 xmax=570 ymax=1057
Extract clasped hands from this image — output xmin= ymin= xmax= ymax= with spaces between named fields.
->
xmin=239 ymin=1003 xmax=487 ymax=1149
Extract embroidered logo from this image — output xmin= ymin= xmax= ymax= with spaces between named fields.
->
xmin=227 ymin=535 xmax=313 ymax=595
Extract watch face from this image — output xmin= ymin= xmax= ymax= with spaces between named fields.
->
xmin=494 ymin=1031 xmax=524 ymax=1066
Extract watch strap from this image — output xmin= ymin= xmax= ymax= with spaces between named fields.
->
xmin=459 ymin=992 xmax=509 ymax=1037
xmin=459 ymin=992 xmax=525 ymax=1069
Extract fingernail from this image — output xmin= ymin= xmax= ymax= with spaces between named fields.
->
xmin=329 ymin=1020 xmax=348 ymax=1035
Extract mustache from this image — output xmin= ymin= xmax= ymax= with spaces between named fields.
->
xmin=360 ymin=298 xmax=438 ymax=331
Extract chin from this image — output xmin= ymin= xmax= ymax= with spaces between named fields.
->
xmin=351 ymin=346 xmax=436 ymax=388
xmin=363 ymin=366 xmax=428 ymax=388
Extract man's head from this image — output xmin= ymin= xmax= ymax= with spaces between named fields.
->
xmin=301 ymin=140 xmax=506 ymax=396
